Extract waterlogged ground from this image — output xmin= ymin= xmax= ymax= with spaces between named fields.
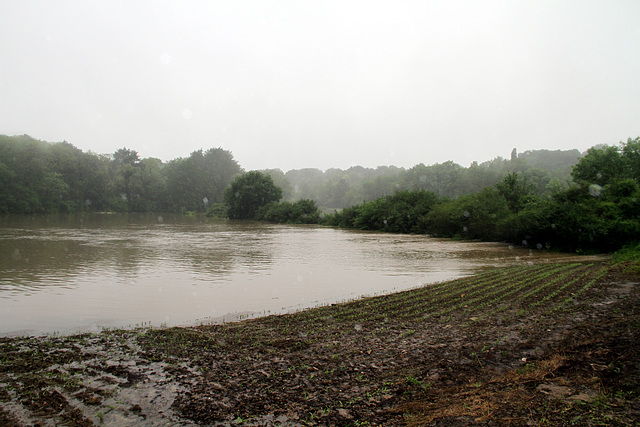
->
xmin=0 ymin=261 xmax=639 ymax=426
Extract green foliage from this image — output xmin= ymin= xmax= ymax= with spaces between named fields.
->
xmin=324 ymin=138 xmax=638 ymax=254
xmin=424 ymin=187 xmax=510 ymax=240
xmin=613 ymin=243 xmax=640 ymax=274
xmin=495 ymin=172 xmax=536 ymax=213
xmin=0 ymin=135 xmax=241 ymax=214
xmin=501 ymin=177 xmax=640 ymax=252
xmin=255 ymin=199 xmax=321 ymax=224
xmin=323 ymin=205 xmax=362 ymax=229
xmin=284 ymin=150 xmax=576 ymax=210
xmin=224 ymin=171 xmax=283 ymax=219
xmin=572 ymin=145 xmax=624 ymax=186
xmin=572 ymin=137 xmax=640 ymax=186
xmin=205 ymin=203 xmax=228 ymax=218
xmin=323 ymin=190 xmax=440 ymax=233
xmin=2 ymin=133 xmax=636 ymax=255
xmin=164 ymin=148 xmax=242 ymax=213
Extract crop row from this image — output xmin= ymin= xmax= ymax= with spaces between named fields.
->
xmin=255 ymin=263 xmax=613 ymax=340
xmin=420 ymin=263 xmax=583 ymax=321
xmin=464 ymin=263 xmax=601 ymax=324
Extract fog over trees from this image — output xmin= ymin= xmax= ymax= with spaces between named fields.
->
xmin=1 ymin=133 xmax=638 ymax=252
xmin=0 ymin=134 xmax=241 ymax=214
xmin=1 ymin=134 xmax=584 ymax=215
xmin=325 ymin=137 xmax=640 ymax=253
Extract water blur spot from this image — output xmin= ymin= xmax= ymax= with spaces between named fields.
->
xmin=463 ymin=211 xmax=471 ymax=218
xmin=160 ymin=53 xmax=171 ymax=64
xmin=157 ymin=216 xmax=164 ymax=223
xmin=589 ymin=184 xmax=603 ymax=197
xmin=12 ymin=248 xmax=21 ymax=261
xmin=354 ymin=324 xmax=362 ymax=331
xmin=463 ymin=226 xmax=468 ymax=232
xmin=536 ymin=243 xmax=543 ymax=250
xmin=203 ymin=197 xmax=209 ymax=207
xmin=522 ymin=240 xmax=528 ymax=247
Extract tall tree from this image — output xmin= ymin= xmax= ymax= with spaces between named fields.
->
xmin=496 ymin=172 xmax=535 ymax=214
xmin=224 ymin=171 xmax=282 ymax=219
xmin=164 ymin=147 xmax=242 ymax=212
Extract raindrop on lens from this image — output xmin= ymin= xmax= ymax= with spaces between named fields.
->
xmin=588 ymin=184 xmax=602 ymax=197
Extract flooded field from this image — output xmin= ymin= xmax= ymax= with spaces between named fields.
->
xmin=0 ymin=213 xmax=603 ymax=336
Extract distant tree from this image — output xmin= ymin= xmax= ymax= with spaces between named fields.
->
xmin=496 ymin=172 xmax=536 ymax=213
xmin=164 ymin=147 xmax=242 ymax=212
xmin=112 ymin=147 xmax=140 ymax=166
xmin=261 ymin=169 xmax=294 ymax=200
xmin=110 ymin=147 xmax=141 ymax=210
xmin=224 ymin=171 xmax=282 ymax=219
xmin=517 ymin=149 xmax=581 ymax=179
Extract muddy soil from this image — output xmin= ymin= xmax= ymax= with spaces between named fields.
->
xmin=0 ymin=262 xmax=638 ymax=426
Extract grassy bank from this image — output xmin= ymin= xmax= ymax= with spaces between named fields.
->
xmin=1 ymin=261 xmax=639 ymax=426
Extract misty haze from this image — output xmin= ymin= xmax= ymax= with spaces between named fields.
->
xmin=1 ymin=1 xmax=639 ymax=425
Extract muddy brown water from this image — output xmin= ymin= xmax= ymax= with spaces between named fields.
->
xmin=0 ymin=213 xmax=603 ymax=336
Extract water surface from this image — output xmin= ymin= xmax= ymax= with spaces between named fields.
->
xmin=0 ymin=214 xmax=598 ymax=336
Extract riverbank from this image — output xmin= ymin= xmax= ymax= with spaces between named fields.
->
xmin=1 ymin=261 xmax=638 ymax=426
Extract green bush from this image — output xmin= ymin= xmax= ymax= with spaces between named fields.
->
xmin=255 ymin=199 xmax=321 ymax=224
xmin=224 ymin=171 xmax=282 ymax=219
xmin=323 ymin=190 xmax=440 ymax=233
xmin=424 ymin=187 xmax=510 ymax=240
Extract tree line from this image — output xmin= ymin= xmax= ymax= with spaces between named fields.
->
xmin=0 ymin=134 xmax=242 ymax=214
xmin=1 ymin=134 xmax=580 ymax=215
xmin=322 ymin=137 xmax=640 ymax=253
xmin=215 ymin=136 xmax=638 ymax=253
xmin=263 ymin=147 xmax=581 ymax=210
xmin=2 ymin=133 xmax=638 ymax=253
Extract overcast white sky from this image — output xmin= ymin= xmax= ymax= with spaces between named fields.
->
xmin=1 ymin=1 xmax=639 ymax=172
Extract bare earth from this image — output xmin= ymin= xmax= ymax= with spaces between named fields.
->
xmin=1 ymin=262 xmax=638 ymax=426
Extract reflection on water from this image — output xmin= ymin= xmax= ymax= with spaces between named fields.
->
xmin=0 ymin=213 xmax=603 ymax=336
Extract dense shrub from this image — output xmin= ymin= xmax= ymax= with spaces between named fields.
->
xmin=323 ymin=190 xmax=440 ymax=233
xmin=424 ymin=187 xmax=510 ymax=240
xmin=255 ymin=199 xmax=321 ymax=224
